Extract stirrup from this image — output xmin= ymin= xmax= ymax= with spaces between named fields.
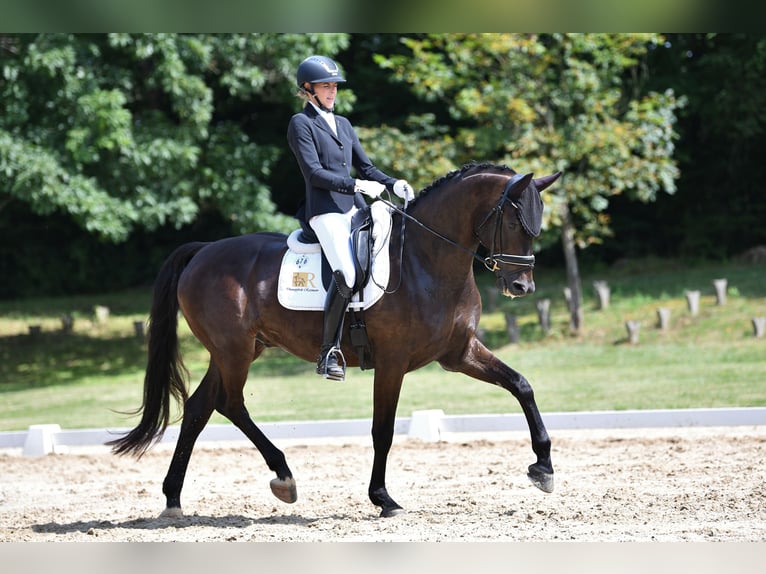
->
xmin=316 ymin=346 xmax=346 ymax=381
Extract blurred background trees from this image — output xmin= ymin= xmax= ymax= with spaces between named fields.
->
xmin=374 ymin=33 xmax=685 ymax=332
xmin=1 ymin=33 xmax=764 ymax=299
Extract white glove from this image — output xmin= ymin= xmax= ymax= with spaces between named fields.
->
xmin=393 ymin=179 xmax=414 ymax=201
xmin=355 ymin=179 xmax=385 ymax=199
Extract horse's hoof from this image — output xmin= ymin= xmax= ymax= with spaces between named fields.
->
xmin=379 ymin=506 xmax=405 ymax=518
xmin=270 ymin=476 xmax=297 ymax=503
xmin=159 ymin=506 xmax=183 ymax=519
xmin=527 ymin=465 xmax=554 ymax=493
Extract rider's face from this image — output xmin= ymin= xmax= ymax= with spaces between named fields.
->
xmin=309 ymin=82 xmax=338 ymax=110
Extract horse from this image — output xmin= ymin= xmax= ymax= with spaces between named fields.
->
xmin=108 ymin=162 xmax=562 ymax=518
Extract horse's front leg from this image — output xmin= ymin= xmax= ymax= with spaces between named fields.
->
xmin=368 ymin=369 xmax=407 ymax=517
xmin=441 ymin=336 xmax=554 ymax=493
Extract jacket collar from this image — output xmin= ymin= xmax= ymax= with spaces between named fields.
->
xmin=303 ymin=103 xmax=342 ymax=142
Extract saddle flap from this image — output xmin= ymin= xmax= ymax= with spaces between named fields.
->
xmin=351 ymin=207 xmax=373 ymax=289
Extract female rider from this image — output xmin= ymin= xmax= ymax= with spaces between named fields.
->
xmin=287 ymin=55 xmax=413 ymax=381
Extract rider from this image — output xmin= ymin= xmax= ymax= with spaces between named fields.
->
xmin=287 ymin=54 xmax=414 ymax=381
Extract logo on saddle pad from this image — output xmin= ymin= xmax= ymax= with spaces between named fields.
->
xmin=277 ymin=202 xmax=393 ymax=312
xmin=291 ymin=271 xmax=317 ymax=289
xmin=290 ymin=254 xmax=318 ymax=289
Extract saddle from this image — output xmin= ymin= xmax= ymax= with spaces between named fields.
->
xmin=294 ymin=205 xmax=374 ymax=294
xmin=277 ymin=201 xmax=394 ymax=369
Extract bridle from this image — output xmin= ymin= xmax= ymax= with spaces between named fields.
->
xmin=473 ymin=173 xmax=536 ymax=272
xmin=381 ymin=172 xmax=536 ymax=275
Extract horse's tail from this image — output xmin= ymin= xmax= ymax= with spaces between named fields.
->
xmin=107 ymin=241 xmax=208 ymax=458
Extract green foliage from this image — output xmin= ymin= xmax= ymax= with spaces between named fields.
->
xmin=374 ymin=33 xmax=685 ymax=250
xmin=356 ymin=114 xmax=459 ymax=191
xmin=635 ymin=34 xmax=766 ymax=260
xmin=0 ymin=33 xmax=350 ymax=241
xmin=1 ymin=33 xmax=764 ymax=299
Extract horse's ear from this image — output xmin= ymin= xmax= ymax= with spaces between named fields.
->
xmin=533 ymin=172 xmax=562 ymax=193
xmin=507 ymin=172 xmax=534 ymax=198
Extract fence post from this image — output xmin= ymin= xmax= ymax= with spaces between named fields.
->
xmin=535 ymin=298 xmax=551 ymax=334
xmin=60 ymin=314 xmax=74 ymax=334
xmin=625 ymin=320 xmax=641 ymax=344
xmin=504 ymin=312 xmax=520 ymax=344
xmin=484 ymin=286 xmax=499 ymax=312
xmin=133 ymin=320 xmax=146 ymax=339
xmin=685 ymin=290 xmax=700 ymax=316
xmin=713 ymin=279 xmax=728 ymax=305
xmin=94 ymin=305 xmax=110 ymax=324
xmin=753 ymin=317 xmax=766 ymax=338
xmin=656 ymin=307 xmax=671 ymax=330
xmin=563 ymin=287 xmax=573 ymax=313
xmin=593 ymin=280 xmax=610 ymax=310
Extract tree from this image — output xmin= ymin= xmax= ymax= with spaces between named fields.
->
xmin=0 ymin=33 xmax=350 ymax=242
xmin=641 ymin=33 xmax=766 ymax=259
xmin=375 ymin=33 xmax=684 ymax=333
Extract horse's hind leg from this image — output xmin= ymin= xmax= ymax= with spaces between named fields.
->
xmin=218 ymin=402 xmax=297 ymax=504
xmin=214 ymin=348 xmax=296 ymax=504
xmin=160 ymin=363 xmax=220 ymax=517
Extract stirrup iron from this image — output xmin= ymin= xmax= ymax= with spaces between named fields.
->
xmin=317 ymin=345 xmax=346 ymax=381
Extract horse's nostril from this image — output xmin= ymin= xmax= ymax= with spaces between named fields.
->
xmin=512 ymin=280 xmax=535 ymax=295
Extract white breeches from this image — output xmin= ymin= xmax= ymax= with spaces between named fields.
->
xmin=309 ymin=209 xmax=357 ymax=288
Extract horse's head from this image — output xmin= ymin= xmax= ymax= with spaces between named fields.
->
xmin=475 ymin=170 xmax=561 ymax=297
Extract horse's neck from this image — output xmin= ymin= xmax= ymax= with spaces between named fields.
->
xmin=413 ymin=180 xmax=486 ymax=247
xmin=403 ymin=189 xmax=481 ymax=284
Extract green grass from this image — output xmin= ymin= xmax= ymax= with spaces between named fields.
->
xmin=1 ymin=258 xmax=765 ymax=431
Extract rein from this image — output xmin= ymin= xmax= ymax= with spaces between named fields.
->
xmin=380 ymin=174 xmax=535 ymax=275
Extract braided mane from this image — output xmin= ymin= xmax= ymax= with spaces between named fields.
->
xmin=411 ymin=162 xmax=517 ymax=207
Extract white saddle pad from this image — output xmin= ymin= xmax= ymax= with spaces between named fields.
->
xmin=277 ymin=201 xmax=393 ymax=311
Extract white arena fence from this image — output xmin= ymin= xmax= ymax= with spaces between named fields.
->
xmin=2 ymin=407 xmax=765 ymax=457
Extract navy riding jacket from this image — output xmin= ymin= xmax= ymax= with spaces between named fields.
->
xmin=287 ymin=103 xmax=396 ymax=222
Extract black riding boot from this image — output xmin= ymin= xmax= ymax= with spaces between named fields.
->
xmin=316 ymin=271 xmax=352 ymax=381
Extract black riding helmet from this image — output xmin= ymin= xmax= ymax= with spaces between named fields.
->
xmin=296 ymin=55 xmax=346 ymax=88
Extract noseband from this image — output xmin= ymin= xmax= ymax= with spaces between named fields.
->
xmin=474 ymin=173 xmax=536 ymax=272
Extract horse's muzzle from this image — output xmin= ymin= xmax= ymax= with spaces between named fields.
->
xmin=498 ymin=275 xmax=535 ymax=297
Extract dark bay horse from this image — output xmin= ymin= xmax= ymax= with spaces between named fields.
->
xmin=108 ymin=162 xmax=561 ymax=518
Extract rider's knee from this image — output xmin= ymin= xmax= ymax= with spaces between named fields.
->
xmin=333 ymin=270 xmax=353 ymax=298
